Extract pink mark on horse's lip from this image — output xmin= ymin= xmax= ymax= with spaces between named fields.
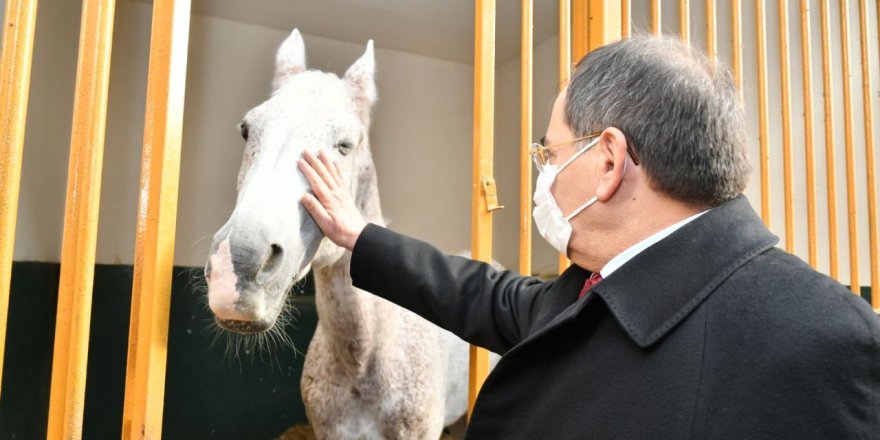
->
xmin=207 ymin=238 xmax=249 ymax=321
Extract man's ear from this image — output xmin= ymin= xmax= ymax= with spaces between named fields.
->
xmin=594 ymin=127 xmax=630 ymax=202
xmin=273 ymin=29 xmax=306 ymax=91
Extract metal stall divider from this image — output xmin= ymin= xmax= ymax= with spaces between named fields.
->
xmin=732 ymin=0 xmax=744 ymax=96
xmin=707 ymin=0 xmax=717 ymax=60
xmin=779 ymin=0 xmax=796 ymax=254
xmin=652 ymin=0 xmax=662 ymax=34
xmin=857 ymin=0 xmax=878 ymax=309
xmin=0 ymin=0 xmax=39 ymax=399
xmin=520 ymin=0 xmax=534 ymax=280
xmin=681 ymin=0 xmax=691 ymax=42
xmin=46 ymin=0 xmax=116 ymax=438
xmin=558 ymin=0 xmax=573 ymax=274
xmin=800 ymin=0 xmax=819 ymax=268
xmin=469 ymin=0 xmax=496 ymax=419
xmin=839 ymin=0 xmax=861 ymax=295
xmin=121 ymin=0 xmax=190 ymax=438
xmin=756 ymin=0 xmax=772 ymax=226
xmin=820 ymin=0 xmax=841 ymax=281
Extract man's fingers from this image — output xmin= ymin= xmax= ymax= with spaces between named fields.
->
xmin=300 ymin=193 xmax=333 ymax=226
xmin=319 ymin=150 xmax=345 ymax=187
xmin=298 ymin=157 xmax=333 ymax=201
xmin=332 ymin=159 xmax=346 ymax=188
xmin=305 ymin=150 xmax=337 ymax=190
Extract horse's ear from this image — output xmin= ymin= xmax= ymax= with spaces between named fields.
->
xmin=273 ymin=29 xmax=306 ymax=90
xmin=344 ymin=40 xmax=376 ymax=106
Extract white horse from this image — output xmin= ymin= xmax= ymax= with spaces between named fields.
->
xmin=204 ymin=29 xmax=470 ymax=439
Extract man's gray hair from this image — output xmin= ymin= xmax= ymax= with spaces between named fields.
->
xmin=566 ymin=36 xmax=750 ymax=207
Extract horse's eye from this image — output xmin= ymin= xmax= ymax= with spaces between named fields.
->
xmin=335 ymin=141 xmax=354 ymax=156
xmin=239 ymin=122 xmax=249 ymax=141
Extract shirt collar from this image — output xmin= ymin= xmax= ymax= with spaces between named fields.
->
xmin=599 ymin=210 xmax=710 ymax=279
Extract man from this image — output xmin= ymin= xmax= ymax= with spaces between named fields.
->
xmin=299 ymin=37 xmax=880 ymax=439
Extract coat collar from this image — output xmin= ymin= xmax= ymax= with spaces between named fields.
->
xmin=524 ymin=195 xmax=778 ymax=350
xmin=589 ymin=195 xmax=778 ymax=348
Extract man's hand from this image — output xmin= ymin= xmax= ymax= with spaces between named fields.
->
xmin=299 ymin=150 xmax=367 ymax=251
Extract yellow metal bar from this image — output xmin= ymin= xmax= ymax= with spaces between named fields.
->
xmin=573 ymin=0 xmax=587 ymax=62
xmin=680 ymin=0 xmax=690 ymax=42
xmin=858 ymin=0 xmax=878 ymax=308
xmin=732 ymin=0 xmax=743 ymax=99
xmin=820 ymin=0 xmax=839 ymax=280
xmin=587 ymin=1 xmax=622 ymax=54
xmin=778 ymin=0 xmax=794 ymax=253
xmin=46 ymin=0 xmax=116 ymax=438
xmin=559 ymin=0 xmax=571 ymax=90
xmin=558 ymin=0 xmax=571 ymax=274
xmin=621 ymin=0 xmax=631 ymax=38
xmin=469 ymin=0 xmax=495 ymax=419
xmin=839 ymin=0 xmax=859 ymax=295
xmin=122 ymin=0 xmax=191 ymax=437
xmin=0 ymin=0 xmax=38 ymax=398
xmin=520 ymin=0 xmax=533 ymax=277
xmin=756 ymin=0 xmax=771 ymax=226
xmin=800 ymin=0 xmax=818 ymax=268
xmin=706 ymin=0 xmax=716 ymax=61
xmin=651 ymin=0 xmax=661 ymax=35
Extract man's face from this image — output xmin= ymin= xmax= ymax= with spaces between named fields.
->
xmin=543 ymin=89 xmax=600 ymax=217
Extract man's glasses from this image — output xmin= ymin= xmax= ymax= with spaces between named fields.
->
xmin=529 ymin=132 xmax=640 ymax=172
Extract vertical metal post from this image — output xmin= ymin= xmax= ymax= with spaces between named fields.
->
xmin=680 ymin=0 xmax=690 ymax=42
xmin=558 ymin=0 xmax=572 ymax=274
xmin=651 ymin=0 xmax=661 ymax=35
xmin=520 ymin=0 xmax=533 ymax=278
xmin=779 ymin=0 xmax=795 ymax=253
xmin=587 ymin=1 xmax=621 ymax=50
xmin=706 ymin=0 xmax=716 ymax=60
xmin=469 ymin=0 xmax=495 ymax=419
xmin=732 ymin=0 xmax=743 ymax=99
xmin=857 ymin=0 xmax=878 ymax=307
xmin=46 ymin=0 xmax=116 ymax=438
xmin=756 ymin=0 xmax=771 ymax=226
xmin=839 ymin=0 xmax=860 ymax=295
xmin=573 ymin=0 xmax=587 ymax=61
xmin=122 ymin=0 xmax=191 ymax=438
xmin=800 ymin=0 xmax=818 ymax=268
xmin=820 ymin=0 xmax=840 ymax=280
xmin=0 ymin=0 xmax=38 ymax=398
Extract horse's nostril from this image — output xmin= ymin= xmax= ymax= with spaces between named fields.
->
xmin=256 ymin=243 xmax=284 ymax=285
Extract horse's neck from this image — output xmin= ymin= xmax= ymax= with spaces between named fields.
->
xmin=313 ymin=159 xmax=384 ymax=360
xmin=313 ymin=255 xmax=376 ymax=357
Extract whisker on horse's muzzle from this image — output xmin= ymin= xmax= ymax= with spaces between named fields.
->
xmin=215 ymin=317 xmax=274 ymax=334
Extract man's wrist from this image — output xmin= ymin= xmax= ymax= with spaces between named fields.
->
xmin=345 ymin=222 xmax=368 ymax=251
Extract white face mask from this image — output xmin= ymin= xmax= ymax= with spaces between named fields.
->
xmin=533 ymin=137 xmax=601 ymax=255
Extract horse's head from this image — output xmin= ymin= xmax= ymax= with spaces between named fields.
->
xmin=205 ymin=29 xmax=378 ymax=334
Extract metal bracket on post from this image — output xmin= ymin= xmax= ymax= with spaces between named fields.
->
xmin=481 ymin=176 xmax=504 ymax=212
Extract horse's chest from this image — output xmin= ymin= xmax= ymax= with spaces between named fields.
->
xmin=334 ymin=400 xmax=384 ymax=439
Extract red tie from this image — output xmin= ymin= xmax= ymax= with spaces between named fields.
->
xmin=579 ymin=273 xmax=603 ymax=299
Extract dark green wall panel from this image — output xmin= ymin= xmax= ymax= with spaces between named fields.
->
xmin=0 ymin=262 xmax=317 ymax=440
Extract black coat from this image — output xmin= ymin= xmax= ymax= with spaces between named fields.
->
xmin=350 ymin=195 xmax=880 ymax=439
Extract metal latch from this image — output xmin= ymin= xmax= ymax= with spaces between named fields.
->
xmin=481 ymin=176 xmax=504 ymax=212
